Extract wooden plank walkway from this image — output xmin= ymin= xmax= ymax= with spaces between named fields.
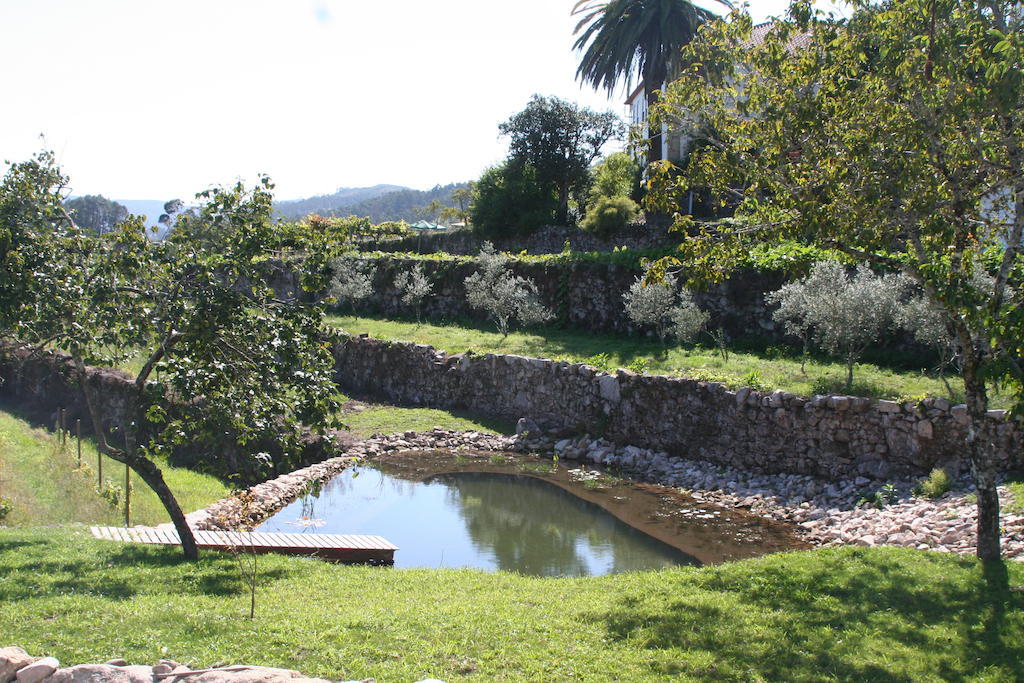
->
xmin=90 ymin=526 xmax=397 ymax=564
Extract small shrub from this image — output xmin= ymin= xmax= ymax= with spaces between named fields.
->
xmin=97 ymin=481 xmax=122 ymax=509
xmin=913 ymin=468 xmax=952 ymax=499
xmin=464 ymin=243 xmax=553 ymax=337
xmin=581 ymin=196 xmax=639 ymax=238
xmin=858 ymin=483 xmax=899 ymax=509
xmin=626 ymin=358 xmax=649 ymax=374
xmin=582 ymin=353 xmax=613 ymax=370
xmin=741 ymin=370 xmax=772 ymax=392
xmin=393 ymin=265 xmax=433 ymax=322
xmin=623 ymin=268 xmax=709 ymax=345
xmin=0 ymin=496 xmax=12 ymax=523
xmin=329 ymin=257 xmax=376 ymax=311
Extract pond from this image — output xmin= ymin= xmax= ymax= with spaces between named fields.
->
xmin=257 ymin=450 xmax=809 ymax=577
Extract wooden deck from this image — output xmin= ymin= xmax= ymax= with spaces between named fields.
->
xmin=90 ymin=526 xmax=398 ymax=564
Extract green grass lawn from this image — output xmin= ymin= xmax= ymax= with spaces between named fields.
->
xmin=0 ymin=529 xmax=1021 ymax=681
xmin=337 ymin=394 xmax=514 ymax=438
xmin=0 ymin=409 xmax=228 ymax=526
xmin=328 ymin=314 xmax=1011 ymax=407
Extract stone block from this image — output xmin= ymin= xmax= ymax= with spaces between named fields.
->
xmin=950 ymin=404 xmax=969 ymax=425
xmin=830 ymin=396 xmax=851 ymax=411
xmin=598 ymin=374 xmax=620 ymax=403
xmin=15 ymin=658 xmax=58 ymax=683
xmin=0 ymin=648 xmax=36 ymax=683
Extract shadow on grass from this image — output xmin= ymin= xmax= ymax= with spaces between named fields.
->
xmin=597 ymin=549 xmax=1024 ymax=680
xmin=0 ymin=540 xmax=295 ymax=602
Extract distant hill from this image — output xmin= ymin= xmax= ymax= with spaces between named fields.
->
xmin=324 ymin=182 xmax=473 ymax=223
xmin=117 ymin=199 xmax=167 ymax=229
xmin=274 ymin=185 xmax=407 ymax=220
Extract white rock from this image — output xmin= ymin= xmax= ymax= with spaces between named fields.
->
xmin=0 ymin=647 xmax=36 ymax=683
xmin=14 ymin=658 xmax=58 ymax=683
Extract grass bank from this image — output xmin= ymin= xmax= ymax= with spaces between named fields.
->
xmin=0 ymin=409 xmax=228 ymax=527
xmin=337 ymin=397 xmax=514 ymax=437
xmin=0 ymin=529 xmax=1021 ymax=681
xmin=328 ymin=314 xmax=1010 ymax=407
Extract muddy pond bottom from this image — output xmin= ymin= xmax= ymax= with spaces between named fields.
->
xmin=258 ymin=450 xmax=809 ymax=576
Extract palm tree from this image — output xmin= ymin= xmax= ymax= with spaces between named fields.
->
xmin=572 ymin=0 xmax=729 ymax=168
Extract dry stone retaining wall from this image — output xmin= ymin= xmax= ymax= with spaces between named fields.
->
xmin=333 ymin=254 xmax=789 ymax=340
xmin=332 ymin=335 xmax=1022 ymax=480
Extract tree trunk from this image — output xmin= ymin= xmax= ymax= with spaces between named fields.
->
xmin=962 ymin=356 xmax=1001 ymax=561
xmin=556 ymin=183 xmax=570 ymax=227
xmin=71 ymin=352 xmax=200 ymax=561
xmin=128 ymin=453 xmax=200 ymax=560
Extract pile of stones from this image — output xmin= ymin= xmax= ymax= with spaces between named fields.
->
xmin=0 ymin=648 xmax=336 ymax=683
xmin=550 ymin=433 xmax=1024 ymax=560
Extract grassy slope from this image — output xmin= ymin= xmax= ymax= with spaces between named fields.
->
xmin=0 ymin=530 xmax=1021 ymax=682
xmin=337 ymin=398 xmax=514 ymax=438
xmin=328 ymin=314 xmax=1008 ymax=406
xmin=0 ymin=410 xmax=228 ymax=526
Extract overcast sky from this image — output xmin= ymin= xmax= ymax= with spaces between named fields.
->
xmin=0 ymin=0 xmax=843 ymax=201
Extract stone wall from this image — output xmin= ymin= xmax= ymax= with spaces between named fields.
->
xmin=368 ymin=224 xmax=677 ymax=256
xmin=0 ymin=351 xmax=340 ymax=480
xmin=332 ymin=335 xmax=1022 ymax=480
xmin=337 ymin=255 xmax=790 ymax=341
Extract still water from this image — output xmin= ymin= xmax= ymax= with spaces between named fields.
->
xmin=258 ymin=466 xmax=700 ymax=576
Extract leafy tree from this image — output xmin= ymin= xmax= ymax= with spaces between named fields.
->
xmin=499 ymin=95 xmax=623 ymax=226
xmin=329 ymin=257 xmax=376 ymax=311
xmin=63 ymin=195 xmax=128 ymax=236
xmin=1 ymin=152 xmax=341 ymax=560
xmin=589 ymin=151 xmax=641 ymax=205
xmin=648 ymin=0 xmax=1023 ymax=560
xmin=623 ymin=269 xmax=708 ymax=344
xmin=394 ymin=265 xmax=433 ymax=322
xmin=464 ymin=243 xmax=552 ymax=337
xmin=440 ymin=184 xmax=475 ymax=226
xmin=766 ymin=261 xmax=908 ymax=390
xmin=471 ymin=162 xmax=558 ymax=238
xmin=572 ymin=0 xmax=728 ymax=167
xmin=157 ymin=198 xmax=190 ymax=238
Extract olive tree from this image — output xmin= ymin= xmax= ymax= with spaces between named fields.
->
xmin=394 ymin=264 xmax=433 ymax=321
xmin=766 ymin=261 xmax=909 ymax=390
xmin=464 ymin=243 xmax=552 ymax=337
xmin=648 ymin=0 xmax=1023 ymax=560
xmin=0 ymin=152 xmax=341 ymax=560
xmin=623 ymin=270 xmax=708 ymax=344
xmin=329 ymin=257 xmax=376 ymax=311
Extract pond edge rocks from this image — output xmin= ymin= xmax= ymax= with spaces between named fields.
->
xmin=196 ymin=428 xmax=1023 ymax=561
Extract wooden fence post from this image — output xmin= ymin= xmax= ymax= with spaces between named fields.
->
xmin=123 ymin=429 xmax=131 ymax=527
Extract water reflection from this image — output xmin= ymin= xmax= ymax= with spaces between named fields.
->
xmin=258 ymin=467 xmax=698 ymax=576
xmin=433 ymin=472 xmax=698 ymax=576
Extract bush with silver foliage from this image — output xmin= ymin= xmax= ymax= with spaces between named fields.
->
xmin=464 ymin=243 xmax=552 ymax=337
xmin=767 ymin=260 xmax=909 ymax=390
xmin=394 ymin=265 xmax=433 ymax=321
xmin=622 ymin=269 xmax=709 ymax=344
xmin=328 ymin=257 xmax=376 ymax=311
